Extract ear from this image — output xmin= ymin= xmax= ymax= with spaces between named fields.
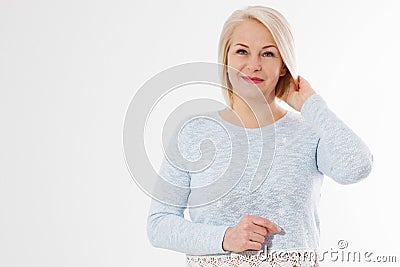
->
xmin=280 ymin=65 xmax=287 ymax=77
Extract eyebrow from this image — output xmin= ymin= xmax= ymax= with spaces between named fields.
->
xmin=233 ymin=43 xmax=277 ymax=49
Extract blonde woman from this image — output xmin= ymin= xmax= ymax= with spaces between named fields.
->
xmin=147 ymin=5 xmax=373 ymax=267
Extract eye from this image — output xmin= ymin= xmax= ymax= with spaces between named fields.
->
xmin=262 ymin=51 xmax=274 ymax=57
xmin=236 ymin=49 xmax=248 ymax=55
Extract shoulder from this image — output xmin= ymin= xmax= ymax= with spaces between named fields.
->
xmin=280 ymin=110 xmax=319 ymax=139
xmin=167 ymin=111 xmax=227 ymax=161
xmin=283 ymin=110 xmax=305 ymax=126
xmin=168 ymin=111 xmax=225 ymax=146
xmin=176 ymin=111 xmax=222 ymax=137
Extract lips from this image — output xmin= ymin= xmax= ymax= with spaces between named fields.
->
xmin=241 ymin=76 xmax=265 ymax=84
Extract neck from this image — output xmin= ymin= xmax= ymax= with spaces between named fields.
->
xmin=229 ymin=95 xmax=285 ymax=128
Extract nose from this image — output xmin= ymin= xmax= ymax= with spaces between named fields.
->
xmin=247 ymin=55 xmax=261 ymax=71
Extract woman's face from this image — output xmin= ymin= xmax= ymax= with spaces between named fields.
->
xmin=227 ymin=19 xmax=286 ymax=103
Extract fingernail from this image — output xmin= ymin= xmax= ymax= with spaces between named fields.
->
xmin=277 ymin=226 xmax=281 ymax=232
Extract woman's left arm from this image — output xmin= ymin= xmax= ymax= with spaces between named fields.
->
xmin=284 ymin=76 xmax=374 ymax=184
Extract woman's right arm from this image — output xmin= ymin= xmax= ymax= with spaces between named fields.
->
xmin=147 ymin=156 xmax=282 ymax=255
xmin=147 ymin=118 xmax=280 ymax=255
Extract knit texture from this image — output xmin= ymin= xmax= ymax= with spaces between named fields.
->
xmin=147 ymin=94 xmax=373 ymax=257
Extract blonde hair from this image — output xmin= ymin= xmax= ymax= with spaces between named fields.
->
xmin=218 ymin=6 xmax=297 ymax=107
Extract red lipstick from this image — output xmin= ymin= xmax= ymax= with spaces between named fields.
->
xmin=241 ymin=76 xmax=264 ymax=84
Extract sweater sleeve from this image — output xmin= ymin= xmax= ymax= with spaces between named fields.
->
xmin=147 ymin=143 xmax=230 ymax=255
xmin=300 ymin=94 xmax=374 ymax=184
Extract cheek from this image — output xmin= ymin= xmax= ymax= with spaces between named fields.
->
xmin=262 ymin=61 xmax=283 ymax=76
xmin=227 ymin=54 xmax=243 ymax=69
xmin=226 ymin=68 xmax=239 ymax=85
xmin=226 ymin=56 xmax=242 ymax=81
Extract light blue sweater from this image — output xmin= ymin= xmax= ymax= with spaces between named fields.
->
xmin=147 ymin=94 xmax=373 ymax=256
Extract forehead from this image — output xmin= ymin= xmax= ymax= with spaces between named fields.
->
xmin=230 ymin=19 xmax=276 ymax=47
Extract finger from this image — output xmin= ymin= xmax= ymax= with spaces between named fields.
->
xmin=249 ymin=224 xmax=268 ymax=236
xmin=246 ymin=240 xmax=263 ymax=251
xmin=251 ymin=216 xmax=281 ymax=233
xmin=249 ymin=232 xmax=265 ymax=244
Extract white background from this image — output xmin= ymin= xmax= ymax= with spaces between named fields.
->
xmin=1 ymin=0 xmax=399 ymax=266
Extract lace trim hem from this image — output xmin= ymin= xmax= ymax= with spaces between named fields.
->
xmin=186 ymin=250 xmax=319 ymax=267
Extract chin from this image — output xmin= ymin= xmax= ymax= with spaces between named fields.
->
xmin=232 ymin=85 xmax=269 ymax=102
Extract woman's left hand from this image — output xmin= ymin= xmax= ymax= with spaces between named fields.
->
xmin=282 ymin=75 xmax=316 ymax=112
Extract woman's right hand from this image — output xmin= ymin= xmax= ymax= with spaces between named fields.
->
xmin=222 ymin=214 xmax=281 ymax=253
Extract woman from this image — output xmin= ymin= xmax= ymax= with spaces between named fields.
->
xmin=147 ymin=6 xmax=373 ymax=267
